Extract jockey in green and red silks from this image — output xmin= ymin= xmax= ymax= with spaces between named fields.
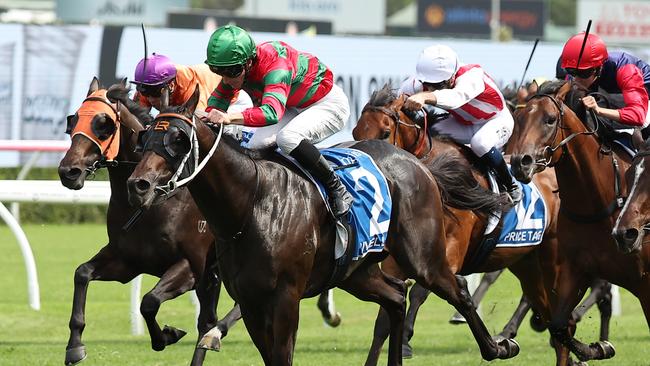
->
xmin=203 ymin=25 xmax=353 ymax=218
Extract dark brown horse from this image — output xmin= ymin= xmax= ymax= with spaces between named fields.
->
xmin=612 ymin=139 xmax=650 ymax=253
xmin=58 ymin=78 xmax=341 ymax=366
xmin=125 ymin=85 xmax=521 ymax=365
xmin=507 ymin=80 xmax=646 ymax=365
xmin=353 ymin=86 xmax=559 ymax=365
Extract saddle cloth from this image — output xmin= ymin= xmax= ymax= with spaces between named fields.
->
xmin=484 ymin=168 xmax=548 ymax=247
xmin=281 ymin=147 xmax=392 ymax=261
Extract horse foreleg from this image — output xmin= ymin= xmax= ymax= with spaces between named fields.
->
xmin=569 ymin=279 xmax=612 ymax=341
xmin=65 ymin=247 xmax=138 ymax=366
xmin=141 ymin=259 xmax=195 ymax=352
xmin=317 ymin=289 xmax=341 ymax=327
xmin=269 ymin=286 xmax=302 ymax=366
xmin=449 ymin=270 xmax=504 ymax=324
xmin=190 ymin=264 xmax=221 ymax=366
xmin=548 ymin=269 xmax=614 ymax=365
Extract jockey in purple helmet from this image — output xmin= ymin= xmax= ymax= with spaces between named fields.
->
xmin=131 ymin=53 xmax=250 ymax=112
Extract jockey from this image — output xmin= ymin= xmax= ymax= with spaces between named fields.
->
xmin=202 ymin=25 xmax=353 ymax=218
xmin=130 ymin=53 xmax=252 ymax=113
xmin=402 ymin=45 xmax=522 ymax=205
xmin=560 ymin=32 xmax=650 ymax=134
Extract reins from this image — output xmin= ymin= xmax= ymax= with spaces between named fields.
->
xmin=361 ymin=103 xmax=431 ymax=158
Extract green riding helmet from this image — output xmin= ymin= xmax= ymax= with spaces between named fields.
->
xmin=205 ymin=25 xmax=256 ymax=67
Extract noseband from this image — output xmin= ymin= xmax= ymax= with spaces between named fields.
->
xmin=361 ymin=104 xmax=430 ymax=157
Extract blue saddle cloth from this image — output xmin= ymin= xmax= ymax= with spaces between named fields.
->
xmin=318 ymin=148 xmax=392 ymax=260
xmin=495 ymin=179 xmax=548 ymax=247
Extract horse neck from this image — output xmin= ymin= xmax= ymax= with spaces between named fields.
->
xmin=554 ymin=115 xmax=617 ymax=214
xmin=189 ymin=121 xmax=259 ymax=238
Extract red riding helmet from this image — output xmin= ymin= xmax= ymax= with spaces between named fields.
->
xmin=561 ymin=32 xmax=608 ymax=70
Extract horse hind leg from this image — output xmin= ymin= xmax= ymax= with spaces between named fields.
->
xmin=317 ymin=289 xmax=342 ymax=327
xmin=569 ymin=279 xmax=612 ymax=341
xmin=190 ymin=263 xmax=223 ymax=366
xmin=497 ymin=294 xmax=532 ymax=340
xmin=141 ymin=259 xmax=195 ymax=352
xmin=402 ymin=283 xmax=431 ymax=359
xmin=340 ymin=263 xmax=406 ymax=366
xmin=65 ymin=248 xmax=138 ymax=366
xmin=197 ymin=304 xmax=242 ymax=352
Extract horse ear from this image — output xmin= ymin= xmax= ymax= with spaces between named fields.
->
xmin=556 ymin=81 xmax=572 ymax=103
xmin=160 ymin=86 xmax=170 ymax=110
xmin=120 ymin=77 xmax=128 ymax=88
xmin=183 ymin=83 xmax=200 ymax=116
xmin=87 ymin=77 xmax=100 ymax=96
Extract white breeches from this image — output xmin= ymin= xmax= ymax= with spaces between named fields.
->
xmin=431 ymin=109 xmax=514 ymax=157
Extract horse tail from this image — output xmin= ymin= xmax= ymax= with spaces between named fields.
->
xmin=427 ymin=153 xmax=507 ymax=217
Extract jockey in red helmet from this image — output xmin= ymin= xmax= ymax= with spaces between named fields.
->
xmin=561 ymin=32 xmax=650 ymax=132
xmin=401 ymin=45 xmax=521 ymax=206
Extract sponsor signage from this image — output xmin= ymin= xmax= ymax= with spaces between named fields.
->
xmin=417 ymin=0 xmax=546 ymax=38
xmin=578 ymin=0 xmax=650 ymax=45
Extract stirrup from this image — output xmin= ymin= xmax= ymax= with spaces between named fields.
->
xmin=330 ymin=191 xmax=353 ymax=218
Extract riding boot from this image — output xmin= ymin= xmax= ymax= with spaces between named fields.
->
xmin=480 ymin=147 xmax=522 ymax=206
xmin=290 ymin=140 xmax=354 ymax=218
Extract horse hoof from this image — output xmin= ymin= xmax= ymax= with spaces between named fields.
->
xmin=529 ymin=313 xmax=547 ymax=332
xmin=402 ymin=343 xmax=413 ymax=359
xmin=593 ymin=340 xmax=615 ymax=359
xmin=448 ymin=313 xmax=467 ymax=324
xmin=198 ymin=327 xmax=222 ymax=352
xmin=325 ymin=312 xmax=342 ymax=328
xmin=65 ymin=345 xmax=87 ymax=365
xmin=497 ymin=338 xmax=520 ymax=359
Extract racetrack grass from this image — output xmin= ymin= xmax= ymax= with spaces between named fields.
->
xmin=1 ymin=224 xmax=649 ymax=365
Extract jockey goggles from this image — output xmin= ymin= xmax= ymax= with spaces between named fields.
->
xmin=422 ymin=79 xmax=452 ymax=91
xmin=565 ymin=68 xmax=597 ymax=79
xmin=136 ymin=82 xmax=169 ymax=97
xmin=209 ymin=64 xmax=245 ymax=78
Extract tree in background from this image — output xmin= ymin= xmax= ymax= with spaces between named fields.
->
xmin=550 ymin=0 xmax=576 ymax=26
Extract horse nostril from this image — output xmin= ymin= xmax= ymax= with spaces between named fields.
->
xmin=624 ymin=228 xmax=640 ymax=242
xmin=64 ymin=167 xmax=82 ymax=180
xmin=134 ymin=179 xmax=151 ymax=193
xmin=520 ymin=154 xmax=534 ymax=168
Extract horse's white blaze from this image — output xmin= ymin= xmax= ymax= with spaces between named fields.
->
xmin=613 ymin=158 xmax=644 ymax=232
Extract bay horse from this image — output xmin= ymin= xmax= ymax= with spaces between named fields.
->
xmin=353 ymin=86 xmax=559 ymax=365
xmin=125 ymin=85 xmax=521 ymax=365
xmin=353 ymin=85 xmax=612 ymax=365
xmin=507 ymin=80 xmax=647 ymax=365
xmin=612 ymin=139 xmax=650 ymax=253
xmin=58 ymin=78 xmax=340 ymax=366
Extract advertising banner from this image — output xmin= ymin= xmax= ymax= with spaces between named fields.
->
xmin=0 ymin=43 xmax=14 ymax=141
xmin=417 ymin=0 xmax=546 ymax=39
xmin=578 ymin=0 xmax=650 ymax=45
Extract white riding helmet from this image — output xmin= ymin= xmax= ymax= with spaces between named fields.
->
xmin=416 ymin=45 xmax=459 ymax=84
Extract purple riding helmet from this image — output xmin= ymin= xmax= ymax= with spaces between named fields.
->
xmin=132 ymin=53 xmax=177 ymax=86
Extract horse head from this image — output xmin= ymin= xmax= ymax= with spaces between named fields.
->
xmin=353 ymin=84 xmax=438 ymax=158
xmin=612 ymin=140 xmax=650 ymax=253
xmin=58 ymin=77 xmax=144 ymax=189
xmin=127 ymin=84 xmax=200 ymax=209
xmin=507 ymin=80 xmax=584 ymax=183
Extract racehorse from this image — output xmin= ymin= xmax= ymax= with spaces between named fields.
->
xmin=352 ymin=85 xmax=557 ymax=364
xmin=125 ymin=85 xmax=520 ymax=365
xmin=507 ymin=80 xmax=647 ymax=365
xmin=352 ymin=85 xmax=611 ymax=366
xmin=612 ymin=139 xmax=650 ymax=253
xmin=58 ymin=78 xmax=340 ymax=366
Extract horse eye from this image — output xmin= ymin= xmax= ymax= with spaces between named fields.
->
xmin=381 ymin=129 xmax=391 ymax=139
xmin=545 ymin=116 xmax=557 ymax=125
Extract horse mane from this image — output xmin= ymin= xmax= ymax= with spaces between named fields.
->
xmin=537 ymin=79 xmax=567 ymax=95
xmin=427 ymin=153 xmax=507 ymax=217
xmin=368 ymin=84 xmax=398 ymax=107
xmin=106 ymin=84 xmax=154 ymax=126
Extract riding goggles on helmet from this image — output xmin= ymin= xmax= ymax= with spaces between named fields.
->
xmin=422 ymin=79 xmax=452 ymax=91
xmin=136 ymin=82 xmax=169 ymax=97
xmin=209 ymin=64 xmax=245 ymax=78
xmin=565 ymin=68 xmax=597 ymax=79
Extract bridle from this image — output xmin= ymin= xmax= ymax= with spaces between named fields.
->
xmin=361 ymin=103 xmax=431 ymax=158
xmin=151 ymin=112 xmax=224 ymax=197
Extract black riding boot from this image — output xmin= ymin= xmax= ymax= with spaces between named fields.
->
xmin=290 ymin=140 xmax=354 ymax=218
xmin=480 ymin=147 xmax=522 ymax=206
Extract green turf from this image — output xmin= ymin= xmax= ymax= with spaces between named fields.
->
xmin=1 ymin=224 xmax=649 ymax=365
